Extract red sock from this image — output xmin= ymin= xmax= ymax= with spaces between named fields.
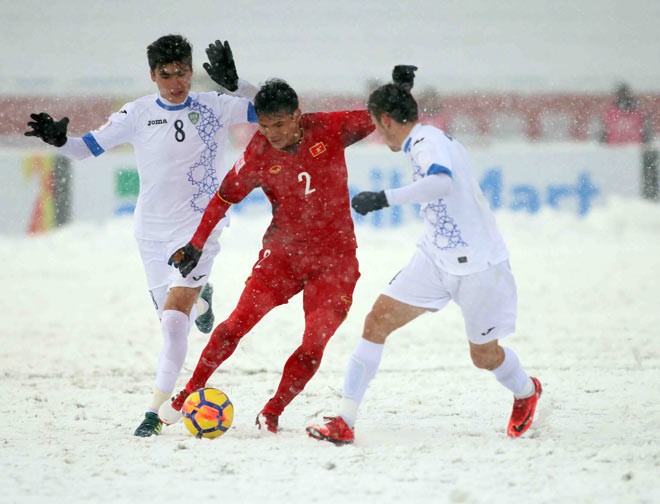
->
xmin=263 ymin=345 xmax=323 ymax=415
xmin=263 ymin=308 xmax=347 ymax=415
xmin=186 ymin=323 xmax=243 ymax=392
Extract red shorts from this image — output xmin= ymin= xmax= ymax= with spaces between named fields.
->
xmin=247 ymin=247 xmax=360 ymax=314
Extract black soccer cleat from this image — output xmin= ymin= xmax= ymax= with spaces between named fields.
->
xmin=133 ymin=412 xmax=162 ymax=437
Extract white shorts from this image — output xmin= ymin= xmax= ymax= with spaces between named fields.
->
xmin=382 ymin=248 xmax=517 ymax=344
xmin=137 ymin=235 xmax=221 ymax=314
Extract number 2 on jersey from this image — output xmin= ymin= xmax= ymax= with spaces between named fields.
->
xmin=255 ymin=249 xmax=271 ymax=269
xmin=297 ymin=171 xmax=316 ymax=196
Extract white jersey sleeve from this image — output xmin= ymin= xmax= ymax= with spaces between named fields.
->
xmin=236 ymin=78 xmax=258 ymax=102
xmin=384 ymin=172 xmax=452 ymax=205
xmin=57 ymin=137 xmax=94 ymax=160
xmin=55 ymin=101 xmax=136 ymax=159
xmin=213 ymin=78 xmax=258 ymax=102
xmin=209 ymin=91 xmax=257 ymax=131
xmin=80 ymin=101 xmax=137 ymax=156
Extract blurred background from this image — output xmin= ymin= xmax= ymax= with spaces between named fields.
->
xmin=1 ymin=0 xmax=659 ymax=233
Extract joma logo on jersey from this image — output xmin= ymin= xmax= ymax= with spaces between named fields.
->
xmin=147 ymin=119 xmax=168 ymax=126
xmin=309 ymin=142 xmax=326 ymax=157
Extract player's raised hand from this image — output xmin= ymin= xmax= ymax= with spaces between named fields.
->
xmin=392 ymin=65 xmax=418 ymax=91
xmin=203 ymin=40 xmax=239 ymax=92
xmin=168 ymin=242 xmax=203 ymax=278
xmin=25 ymin=113 xmax=69 ymax=147
xmin=351 ymin=191 xmax=389 ymax=215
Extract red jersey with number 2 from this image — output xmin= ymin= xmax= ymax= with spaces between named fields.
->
xmin=219 ymin=110 xmax=374 ymax=255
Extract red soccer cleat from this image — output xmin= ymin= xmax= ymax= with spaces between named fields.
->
xmin=507 ymin=377 xmax=542 ymax=437
xmin=256 ymin=411 xmax=279 ymax=433
xmin=171 ymin=389 xmax=190 ymax=411
xmin=306 ymin=416 xmax=354 ymax=445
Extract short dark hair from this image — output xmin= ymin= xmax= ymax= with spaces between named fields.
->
xmin=147 ymin=34 xmax=193 ymax=70
xmin=367 ymin=83 xmax=419 ymax=123
xmin=254 ymin=79 xmax=299 ymax=116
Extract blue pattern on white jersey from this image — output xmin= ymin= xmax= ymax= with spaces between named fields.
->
xmin=187 ymin=99 xmax=223 ymax=213
xmin=424 ymin=199 xmax=468 ymax=250
xmin=413 ymin=163 xmax=468 ymax=251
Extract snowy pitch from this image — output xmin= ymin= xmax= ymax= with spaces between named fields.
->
xmin=1 ymin=199 xmax=658 ymax=503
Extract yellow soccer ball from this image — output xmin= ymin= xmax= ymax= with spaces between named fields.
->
xmin=181 ymin=388 xmax=234 ymax=439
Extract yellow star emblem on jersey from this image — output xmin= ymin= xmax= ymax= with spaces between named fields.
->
xmin=309 ymin=142 xmax=326 ymax=157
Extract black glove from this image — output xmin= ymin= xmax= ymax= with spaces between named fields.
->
xmin=203 ymin=40 xmax=239 ymax=92
xmin=168 ymin=242 xmax=203 ymax=278
xmin=351 ymin=191 xmax=389 ymax=216
xmin=24 ymin=113 xmax=69 ymax=147
xmin=392 ymin=65 xmax=418 ymax=91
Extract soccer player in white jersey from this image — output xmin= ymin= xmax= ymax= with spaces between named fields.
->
xmin=307 ymin=72 xmax=542 ymax=444
xmin=25 ymin=34 xmax=258 ymax=437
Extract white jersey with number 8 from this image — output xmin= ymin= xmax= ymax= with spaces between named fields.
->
xmin=81 ymin=91 xmax=255 ymax=242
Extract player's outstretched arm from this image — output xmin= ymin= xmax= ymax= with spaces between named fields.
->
xmin=392 ymin=65 xmax=418 ymax=91
xmin=25 ymin=112 xmax=69 ymax=147
xmin=204 ymin=39 xmax=239 ymax=92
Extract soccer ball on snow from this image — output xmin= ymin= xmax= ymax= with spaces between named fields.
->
xmin=181 ymin=387 xmax=234 ymax=439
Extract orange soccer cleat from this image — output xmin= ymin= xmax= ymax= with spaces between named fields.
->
xmin=306 ymin=416 xmax=355 ymax=445
xmin=507 ymin=377 xmax=542 ymax=437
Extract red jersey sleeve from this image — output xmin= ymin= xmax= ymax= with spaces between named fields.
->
xmin=190 ymin=144 xmax=262 ymax=249
xmin=190 ymin=193 xmax=232 ymax=249
xmin=217 ymin=150 xmax=261 ymax=204
xmin=335 ymin=109 xmax=375 ymax=147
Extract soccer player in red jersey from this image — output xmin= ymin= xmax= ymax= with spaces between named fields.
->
xmin=160 ymin=78 xmax=376 ymax=433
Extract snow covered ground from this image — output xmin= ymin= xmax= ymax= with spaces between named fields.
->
xmin=1 ymin=198 xmax=659 ymax=503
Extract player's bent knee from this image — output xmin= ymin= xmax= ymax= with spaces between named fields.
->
xmin=362 ymin=311 xmax=393 ymax=344
xmin=470 ymin=355 xmax=492 ymax=370
xmin=469 ymin=342 xmax=503 ymax=370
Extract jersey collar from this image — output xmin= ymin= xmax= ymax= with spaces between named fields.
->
xmin=156 ymin=95 xmax=192 ymax=111
xmin=402 ymin=123 xmax=423 ymax=153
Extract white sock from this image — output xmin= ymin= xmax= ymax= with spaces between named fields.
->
xmin=148 ymin=387 xmax=172 ymax=414
xmin=492 ymin=347 xmax=534 ymax=398
xmin=154 ymin=310 xmax=190 ymax=397
xmin=339 ymin=338 xmax=384 ymax=427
